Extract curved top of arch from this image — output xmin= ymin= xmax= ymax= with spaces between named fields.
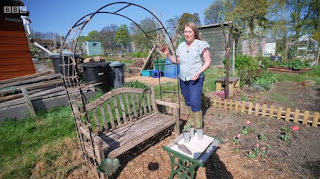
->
xmin=60 ymin=2 xmax=177 ymax=58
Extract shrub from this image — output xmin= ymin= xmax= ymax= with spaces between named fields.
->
xmin=235 ymin=55 xmax=260 ymax=85
xmin=311 ymin=65 xmax=320 ymax=76
xmin=288 ymin=60 xmax=305 ymax=71
xmin=123 ymin=80 xmax=148 ymax=89
xmin=132 ymin=51 xmax=149 ymax=58
xmin=253 ymin=72 xmax=277 ymax=90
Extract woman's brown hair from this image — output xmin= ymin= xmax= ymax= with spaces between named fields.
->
xmin=185 ymin=22 xmax=201 ymax=40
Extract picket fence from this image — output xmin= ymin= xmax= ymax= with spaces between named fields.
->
xmin=210 ymin=97 xmax=320 ymax=127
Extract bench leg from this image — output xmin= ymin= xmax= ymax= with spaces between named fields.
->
xmin=173 ymin=107 xmax=180 ymax=138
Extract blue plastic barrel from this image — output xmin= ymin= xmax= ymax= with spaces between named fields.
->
xmin=164 ymin=58 xmax=180 ymax=79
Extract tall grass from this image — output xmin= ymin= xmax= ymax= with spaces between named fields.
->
xmin=0 ymin=106 xmax=76 ymax=178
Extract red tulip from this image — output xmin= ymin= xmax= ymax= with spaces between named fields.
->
xmin=292 ymin=126 xmax=299 ymax=131
xmin=262 ymin=147 xmax=266 ymax=151
xmin=246 ymin=120 xmax=251 ymax=125
xmin=256 ymin=144 xmax=260 ymax=148
xmin=236 ymin=134 xmax=241 ymax=139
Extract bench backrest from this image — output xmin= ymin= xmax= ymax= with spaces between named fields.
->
xmin=84 ymin=87 xmax=157 ymax=132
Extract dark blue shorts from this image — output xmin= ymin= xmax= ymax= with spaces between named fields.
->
xmin=180 ymin=77 xmax=204 ymax=112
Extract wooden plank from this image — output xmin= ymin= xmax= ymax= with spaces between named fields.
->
xmin=277 ymin=107 xmax=282 ymax=120
xmin=140 ymin=45 xmax=156 ymax=74
xmin=142 ymin=94 xmax=148 ymax=115
xmin=0 ymin=86 xmax=65 ymax=106
xmin=241 ymin=101 xmax=245 ymax=113
xmin=235 ymin=100 xmax=239 ymax=111
xmin=269 ymin=105 xmax=275 ymax=118
xmin=0 ymin=71 xmax=51 ymax=84
xmin=312 ymin=112 xmax=319 ymax=127
xmin=302 ymin=111 xmax=309 ymax=125
xmin=146 ymin=93 xmax=152 ymax=113
xmin=0 ymin=78 xmax=63 ymax=95
xmin=136 ymin=93 xmax=143 ymax=117
xmin=150 ymin=86 xmax=158 ymax=113
xmin=213 ymin=98 xmax=217 ymax=107
xmin=262 ymin=104 xmax=267 ymax=117
xmin=0 ymin=51 xmax=31 ymax=59
xmin=219 ymin=98 xmax=222 ymax=109
xmin=93 ymin=108 xmax=101 ymax=131
xmin=0 ymin=58 xmax=33 ymax=66
xmin=0 ymin=70 xmax=35 ymax=81
xmin=248 ymin=102 xmax=253 ymax=115
xmin=125 ymin=93 xmax=133 ymax=121
xmin=99 ymin=112 xmax=161 ymax=141
xmin=21 ymin=87 xmax=36 ymax=117
xmin=0 ymin=44 xmax=30 ymax=52
xmin=113 ymin=97 xmax=122 ymax=126
xmin=106 ymin=100 xmax=115 ymax=129
xmin=255 ymin=103 xmax=259 ymax=116
xmin=229 ymin=100 xmax=233 ymax=110
xmin=100 ymin=104 xmax=108 ymax=129
xmin=119 ymin=94 xmax=128 ymax=123
xmin=285 ymin=108 xmax=291 ymax=121
xmin=0 ymin=36 xmax=28 ymax=45
xmin=85 ymin=87 xmax=151 ymax=111
xmin=130 ymin=92 xmax=138 ymax=119
xmin=0 ymin=30 xmax=27 ymax=37
xmin=293 ymin=109 xmax=300 ymax=123
xmin=224 ymin=99 xmax=228 ymax=109
xmin=0 ymin=73 xmax=61 ymax=89
xmin=0 ymin=64 xmax=34 ymax=72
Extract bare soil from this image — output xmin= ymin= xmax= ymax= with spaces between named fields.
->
xmin=65 ymin=80 xmax=320 ymax=179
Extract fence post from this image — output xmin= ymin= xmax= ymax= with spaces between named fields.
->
xmin=277 ymin=107 xmax=282 ymax=120
xmin=285 ymin=108 xmax=291 ymax=121
xmin=241 ymin=101 xmax=245 ymax=113
xmin=269 ymin=105 xmax=275 ymax=119
xmin=235 ymin=100 xmax=239 ymax=111
xmin=302 ymin=111 xmax=309 ymax=125
xmin=262 ymin=104 xmax=267 ymax=117
xmin=255 ymin=103 xmax=260 ymax=116
xmin=293 ymin=109 xmax=300 ymax=123
xmin=312 ymin=112 xmax=319 ymax=127
xmin=248 ymin=102 xmax=253 ymax=115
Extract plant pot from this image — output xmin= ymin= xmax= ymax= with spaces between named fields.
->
xmin=190 ymin=127 xmax=194 ymax=138
xmin=183 ymin=131 xmax=190 ymax=143
xmin=197 ymin=128 xmax=204 ymax=140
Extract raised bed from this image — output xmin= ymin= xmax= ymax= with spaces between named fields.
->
xmin=268 ymin=66 xmax=312 ymax=74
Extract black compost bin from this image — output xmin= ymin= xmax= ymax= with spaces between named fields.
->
xmin=78 ymin=62 xmax=110 ymax=88
xmin=107 ymin=61 xmax=124 ymax=89
xmin=270 ymin=56 xmax=282 ymax=62
xmin=49 ymin=51 xmax=80 ymax=76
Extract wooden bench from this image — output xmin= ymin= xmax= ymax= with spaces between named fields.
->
xmin=216 ymin=76 xmax=240 ymax=96
xmin=75 ymin=86 xmax=180 ymax=176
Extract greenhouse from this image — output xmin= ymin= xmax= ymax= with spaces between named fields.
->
xmin=288 ymin=34 xmax=319 ymax=65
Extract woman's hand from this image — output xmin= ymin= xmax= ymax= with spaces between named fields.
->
xmin=161 ymin=46 xmax=169 ymax=57
xmin=191 ymin=73 xmax=200 ymax=81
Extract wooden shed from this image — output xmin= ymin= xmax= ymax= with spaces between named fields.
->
xmin=198 ymin=23 xmax=236 ymax=67
xmin=0 ymin=0 xmax=35 ymax=81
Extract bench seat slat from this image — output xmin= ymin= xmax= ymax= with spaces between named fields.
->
xmin=98 ymin=113 xmax=175 ymax=157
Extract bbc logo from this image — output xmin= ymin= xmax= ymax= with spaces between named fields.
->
xmin=3 ymin=6 xmax=27 ymax=14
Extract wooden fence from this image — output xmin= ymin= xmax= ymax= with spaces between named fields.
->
xmin=210 ymin=97 xmax=320 ymax=127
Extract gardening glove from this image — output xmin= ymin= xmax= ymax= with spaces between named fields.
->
xmin=193 ymin=110 xmax=203 ymax=128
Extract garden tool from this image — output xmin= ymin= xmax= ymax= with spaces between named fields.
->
xmin=193 ymin=110 xmax=203 ymax=128
xmin=174 ymin=142 xmax=192 ymax=155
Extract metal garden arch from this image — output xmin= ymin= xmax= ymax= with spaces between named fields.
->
xmin=59 ymin=2 xmax=181 ymax=177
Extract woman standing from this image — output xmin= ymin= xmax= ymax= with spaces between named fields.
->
xmin=163 ymin=22 xmax=211 ymax=129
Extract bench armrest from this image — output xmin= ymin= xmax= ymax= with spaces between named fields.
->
xmin=155 ymin=99 xmax=180 ymax=137
xmin=155 ymin=99 xmax=179 ymax=108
